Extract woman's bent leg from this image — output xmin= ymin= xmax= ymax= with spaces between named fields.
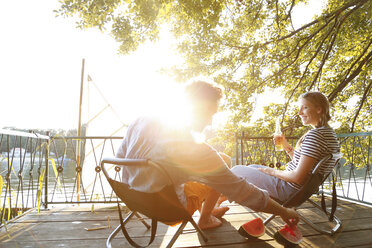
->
xmin=231 ymin=165 xmax=284 ymax=201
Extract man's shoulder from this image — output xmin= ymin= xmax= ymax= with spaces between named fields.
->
xmin=132 ymin=115 xmax=160 ymax=124
xmin=129 ymin=116 xmax=162 ymax=130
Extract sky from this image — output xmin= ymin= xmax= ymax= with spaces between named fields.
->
xmin=0 ymin=0 xmax=325 ymax=135
xmin=0 ymin=0 xmax=185 ymax=133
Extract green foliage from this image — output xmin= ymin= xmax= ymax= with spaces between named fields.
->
xmin=56 ymin=0 xmax=372 ymax=133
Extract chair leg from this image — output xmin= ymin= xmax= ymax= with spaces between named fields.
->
xmin=166 ymin=218 xmax=208 ymax=248
xmin=166 ymin=221 xmax=188 ymax=248
xmin=106 ymin=211 xmax=136 ymax=248
xmin=303 ymin=198 xmax=342 ymax=235
xmin=189 ymin=217 xmax=208 ymax=242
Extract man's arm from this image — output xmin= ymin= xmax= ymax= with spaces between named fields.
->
xmin=219 ymin=152 xmax=232 ymax=168
xmin=262 ymin=197 xmax=299 ymax=225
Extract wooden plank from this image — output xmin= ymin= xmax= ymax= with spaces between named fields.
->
xmin=3 ymin=212 xmax=370 ymax=248
xmin=0 ymin=237 xmax=285 ymax=248
xmin=303 ymin=229 xmax=372 ymax=247
xmin=0 ymin=199 xmax=371 ymax=248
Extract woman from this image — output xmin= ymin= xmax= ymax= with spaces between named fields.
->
xmin=230 ymin=91 xmax=340 ymax=202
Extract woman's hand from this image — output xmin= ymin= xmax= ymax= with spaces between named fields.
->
xmin=258 ymin=167 xmax=276 ymax=176
xmin=273 ymin=134 xmax=294 ymax=158
xmin=273 ymin=133 xmax=285 ymax=146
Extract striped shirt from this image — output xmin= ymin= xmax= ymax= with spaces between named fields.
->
xmin=285 ymin=126 xmax=340 ymax=190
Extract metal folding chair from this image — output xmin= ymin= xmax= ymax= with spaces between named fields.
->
xmin=101 ymin=158 xmax=208 ymax=248
xmin=263 ymin=152 xmax=343 ymax=235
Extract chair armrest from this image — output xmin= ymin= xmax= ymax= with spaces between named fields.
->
xmin=100 ymin=157 xmax=149 ymax=182
xmin=311 ymin=154 xmax=332 ymax=175
xmin=311 ymin=152 xmax=343 ymax=176
xmin=101 ymin=157 xmax=148 ymax=166
xmin=331 ymin=152 xmax=343 ymax=161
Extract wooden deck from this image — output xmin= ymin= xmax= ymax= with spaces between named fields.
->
xmin=1 ymin=196 xmax=372 ymax=248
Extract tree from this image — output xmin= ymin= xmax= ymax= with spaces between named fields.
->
xmin=56 ymin=0 xmax=372 ymax=132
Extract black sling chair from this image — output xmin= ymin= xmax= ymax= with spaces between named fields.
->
xmin=263 ymin=152 xmax=343 ymax=235
xmin=101 ymin=158 xmax=208 ymax=248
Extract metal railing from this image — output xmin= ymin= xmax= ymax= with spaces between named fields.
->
xmin=0 ymin=129 xmax=49 ymax=225
xmin=45 ymin=136 xmax=123 ymax=205
xmin=332 ymin=132 xmax=372 ymax=205
xmin=1 ymin=129 xmax=371 ymax=226
xmin=235 ymin=131 xmax=372 ymax=206
xmin=0 ymin=129 xmax=124 ymax=225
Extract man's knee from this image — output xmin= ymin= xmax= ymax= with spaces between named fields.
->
xmin=230 ymin=165 xmax=246 ymax=174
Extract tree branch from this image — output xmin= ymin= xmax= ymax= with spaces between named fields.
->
xmin=351 ymin=79 xmax=372 ymax=132
xmin=262 ymin=0 xmax=368 ymax=45
xmin=280 ymin=13 xmax=336 ymax=61
xmin=309 ymin=4 xmax=361 ymax=89
xmin=275 ymin=0 xmax=280 ymax=33
xmin=285 ymin=0 xmax=296 ymax=22
xmin=271 ymin=15 xmax=337 ymax=83
xmin=328 ymin=43 xmax=372 ymax=102
xmin=247 ymin=17 xmax=334 ymax=99
xmin=260 ymin=0 xmax=363 ymax=110
xmin=309 ymin=22 xmax=340 ymax=88
xmin=226 ymin=0 xmax=369 ymax=51
xmin=342 ymin=38 xmax=372 ymax=84
xmin=280 ymin=16 xmax=346 ymax=120
xmin=250 ymin=0 xmax=359 ymax=87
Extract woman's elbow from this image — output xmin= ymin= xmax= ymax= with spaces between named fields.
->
xmin=292 ymin=174 xmax=307 ymax=185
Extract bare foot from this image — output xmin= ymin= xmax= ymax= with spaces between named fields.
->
xmin=217 ymin=195 xmax=228 ymax=206
xmin=198 ymin=215 xmax=222 ymax=230
xmin=212 ymin=206 xmax=229 ymax=219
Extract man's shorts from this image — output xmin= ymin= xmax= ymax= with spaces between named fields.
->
xmin=163 ymin=181 xmax=211 ymax=226
xmin=184 ymin=181 xmax=212 ymax=215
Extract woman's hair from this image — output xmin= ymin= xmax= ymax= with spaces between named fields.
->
xmin=300 ymin=91 xmax=331 ymax=127
xmin=296 ymin=91 xmax=331 ymax=148
xmin=185 ymin=80 xmax=223 ymax=104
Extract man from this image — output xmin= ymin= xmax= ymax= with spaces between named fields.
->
xmin=116 ymin=80 xmax=299 ymax=229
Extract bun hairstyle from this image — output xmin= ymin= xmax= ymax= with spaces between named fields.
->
xmin=300 ymin=91 xmax=331 ymax=127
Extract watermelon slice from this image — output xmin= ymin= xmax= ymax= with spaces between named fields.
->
xmin=238 ymin=217 xmax=265 ymax=238
xmin=274 ymin=224 xmax=303 ymax=247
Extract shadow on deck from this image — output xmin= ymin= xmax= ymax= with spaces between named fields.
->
xmin=1 ymin=196 xmax=372 ymax=248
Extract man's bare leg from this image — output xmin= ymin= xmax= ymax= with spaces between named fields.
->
xmin=216 ymin=195 xmax=228 ymax=207
xmin=198 ymin=188 xmax=229 ymax=230
xmin=211 ymin=206 xmax=229 ymax=219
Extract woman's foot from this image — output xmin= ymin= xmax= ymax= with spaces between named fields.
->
xmin=198 ymin=215 xmax=222 ymax=230
xmin=212 ymin=206 xmax=229 ymax=219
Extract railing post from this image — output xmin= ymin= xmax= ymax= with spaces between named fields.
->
xmin=44 ymin=131 xmax=50 ymax=209
xmin=240 ymin=131 xmax=244 ymax=165
xmin=235 ymin=133 xmax=239 ymax=165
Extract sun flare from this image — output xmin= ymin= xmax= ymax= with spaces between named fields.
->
xmin=149 ymin=83 xmax=194 ymax=128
